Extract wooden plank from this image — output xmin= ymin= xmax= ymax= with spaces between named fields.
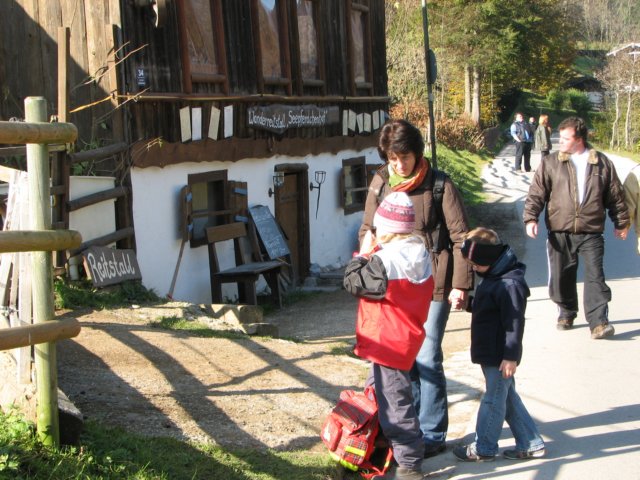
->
xmin=0 ymin=230 xmax=83 ymax=254
xmin=16 ymin=189 xmax=30 ymax=383
xmin=0 ymin=319 xmax=81 ymax=351
xmin=68 ymin=142 xmax=127 ymax=164
xmin=58 ymin=27 xmax=70 ymax=123
xmin=82 ymin=246 xmax=141 ymax=287
xmin=0 ymin=121 xmax=78 ymax=145
xmin=68 ymin=226 xmax=134 ymax=257
xmin=106 ymin=24 xmax=125 ymax=142
xmin=67 ymin=186 xmax=128 ymax=212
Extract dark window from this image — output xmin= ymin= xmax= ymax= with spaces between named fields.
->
xmin=178 ymin=0 xmax=228 ymax=93
xmin=347 ymin=1 xmax=373 ymax=94
xmin=296 ymin=1 xmax=322 ymax=80
xmin=341 ymin=156 xmax=374 ymax=214
xmin=252 ymin=0 xmax=292 ymax=94
xmin=187 ymin=170 xmax=229 ymax=247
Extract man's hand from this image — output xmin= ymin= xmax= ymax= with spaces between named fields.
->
xmin=499 ymin=360 xmax=517 ymax=379
xmin=615 ymin=227 xmax=629 ymax=240
xmin=448 ymin=288 xmax=468 ymax=311
xmin=525 ymin=221 xmax=538 ymax=239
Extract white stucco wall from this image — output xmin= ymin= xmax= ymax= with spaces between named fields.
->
xmin=131 ymin=147 xmax=382 ymax=303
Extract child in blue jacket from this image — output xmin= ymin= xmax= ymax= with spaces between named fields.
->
xmin=453 ymin=227 xmax=545 ymax=462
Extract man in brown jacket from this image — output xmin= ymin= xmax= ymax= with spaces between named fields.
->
xmin=523 ymin=117 xmax=629 ymax=339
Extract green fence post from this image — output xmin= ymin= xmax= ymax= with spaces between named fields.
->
xmin=25 ymin=96 xmax=59 ymax=447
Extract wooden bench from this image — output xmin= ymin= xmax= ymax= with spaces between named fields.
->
xmin=206 ymin=222 xmax=283 ymax=307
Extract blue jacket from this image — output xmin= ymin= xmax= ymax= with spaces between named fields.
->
xmin=469 ymin=246 xmax=529 ymax=366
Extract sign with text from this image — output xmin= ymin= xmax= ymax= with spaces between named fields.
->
xmin=247 ymin=104 xmax=340 ymax=134
xmin=249 ymin=205 xmax=290 ymax=260
xmin=83 ymin=246 xmax=142 ymax=287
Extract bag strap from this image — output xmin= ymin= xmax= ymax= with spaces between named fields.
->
xmin=359 ymin=448 xmax=394 ymax=479
xmin=431 ymin=169 xmax=450 ymax=254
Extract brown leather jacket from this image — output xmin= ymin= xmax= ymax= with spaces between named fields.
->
xmin=359 ymin=163 xmax=474 ymax=302
xmin=523 ymin=148 xmax=630 ymax=233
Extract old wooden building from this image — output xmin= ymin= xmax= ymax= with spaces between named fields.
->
xmin=0 ymin=0 xmax=389 ymax=303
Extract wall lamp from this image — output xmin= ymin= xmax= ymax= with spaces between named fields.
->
xmin=310 ymin=170 xmax=326 ymax=219
xmin=268 ymin=171 xmax=285 ymax=197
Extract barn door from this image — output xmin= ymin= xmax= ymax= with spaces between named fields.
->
xmin=274 ymin=166 xmax=310 ymax=285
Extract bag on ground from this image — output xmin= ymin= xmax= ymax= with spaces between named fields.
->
xmin=321 ymin=386 xmax=393 ymax=478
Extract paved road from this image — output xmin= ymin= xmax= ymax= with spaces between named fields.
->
xmin=427 ymin=141 xmax=640 ymax=479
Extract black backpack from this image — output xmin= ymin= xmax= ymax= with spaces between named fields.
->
xmin=430 ymin=169 xmax=451 ymax=254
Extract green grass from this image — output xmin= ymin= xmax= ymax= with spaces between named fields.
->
xmin=435 ymin=144 xmax=489 ymax=207
xmin=54 ymin=279 xmax=160 ymax=310
xmin=0 ymin=408 xmax=339 ymax=480
xmin=149 ymin=316 xmax=248 ymax=340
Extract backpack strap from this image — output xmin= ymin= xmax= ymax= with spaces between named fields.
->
xmin=430 ymin=169 xmax=451 ymax=254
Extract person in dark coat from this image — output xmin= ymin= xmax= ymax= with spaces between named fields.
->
xmin=453 ymin=227 xmax=545 ymax=462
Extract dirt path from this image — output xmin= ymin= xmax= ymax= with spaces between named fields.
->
xmin=57 ymin=192 xmax=522 ymax=452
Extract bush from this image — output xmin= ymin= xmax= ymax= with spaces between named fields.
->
xmin=546 ymin=89 xmax=566 ymax=112
xmin=566 ymin=88 xmax=592 ymax=118
xmin=435 ymin=116 xmax=485 ymax=153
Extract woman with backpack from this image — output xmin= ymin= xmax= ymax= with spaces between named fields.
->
xmin=358 ymin=119 xmax=474 ymax=459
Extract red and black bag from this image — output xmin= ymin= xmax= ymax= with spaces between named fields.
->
xmin=321 ymin=386 xmax=393 ymax=479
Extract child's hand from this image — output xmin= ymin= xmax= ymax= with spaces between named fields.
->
xmin=499 ymin=360 xmax=517 ymax=379
xmin=359 ymin=229 xmax=377 ymax=257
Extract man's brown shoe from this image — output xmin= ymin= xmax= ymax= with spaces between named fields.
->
xmin=591 ymin=323 xmax=615 ymax=339
xmin=556 ymin=318 xmax=574 ymax=330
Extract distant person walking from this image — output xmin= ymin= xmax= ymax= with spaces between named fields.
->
xmin=453 ymin=227 xmax=545 ymax=462
xmin=534 ymin=114 xmax=552 ymax=160
xmin=523 ymin=116 xmax=629 ymax=339
xmin=510 ymin=112 xmax=533 ymax=172
xmin=623 ymin=164 xmax=640 ymax=255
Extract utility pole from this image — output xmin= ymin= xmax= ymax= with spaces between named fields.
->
xmin=421 ymin=0 xmax=438 ymax=169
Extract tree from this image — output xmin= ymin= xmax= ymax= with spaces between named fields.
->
xmin=598 ymin=47 xmax=640 ymax=149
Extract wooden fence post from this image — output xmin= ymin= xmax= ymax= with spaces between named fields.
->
xmin=25 ymin=97 xmax=58 ymax=447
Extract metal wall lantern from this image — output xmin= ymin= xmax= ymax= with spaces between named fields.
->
xmin=268 ymin=171 xmax=285 ymax=197
xmin=310 ymin=170 xmax=326 ymax=219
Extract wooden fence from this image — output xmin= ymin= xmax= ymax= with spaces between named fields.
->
xmin=0 ymin=97 xmax=82 ymax=447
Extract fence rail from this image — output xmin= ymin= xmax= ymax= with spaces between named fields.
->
xmin=0 ymin=96 xmax=81 ymax=447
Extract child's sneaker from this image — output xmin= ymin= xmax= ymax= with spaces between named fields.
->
xmin=453 ymin=444 xmax=495 ymax=462
xmin=503 ymin=447 xmax=546 ymax=460
xmin=371 ymin=465 xmax=424 ymax=479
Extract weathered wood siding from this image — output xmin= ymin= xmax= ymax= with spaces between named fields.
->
xmin=0 ymin=0 xmax=121 ymax=145
xmin=1 ymin=0 xmax=388 ymax=149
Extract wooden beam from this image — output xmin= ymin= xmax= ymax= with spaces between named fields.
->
xmin=0 ymin=318 xmax=80 ymax=351
xmin=68 ymin=226 xmax=135 ymax=257
xmin=0 ymin=121 xmax=77 ymax=145
xmin=67 ymin=186 xmax=128 ymax=212
xmin=0 ymin=230 xmax=82 ymax=253
xmin=68 ymin=142 xmax=127 ymax=164
xmin=57 ymin=27 xmax=70 ymax=123
xmin=0 ymin=144 xmax=66 ymax=158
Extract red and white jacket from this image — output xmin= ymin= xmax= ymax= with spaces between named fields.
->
xmin=344 ymin=236 xmax=434 ymax=370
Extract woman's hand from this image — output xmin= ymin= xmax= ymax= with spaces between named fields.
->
xmin=359 ymin=229 xmax=377 ymax=257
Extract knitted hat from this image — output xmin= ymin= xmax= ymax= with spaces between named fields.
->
xmin=373 ymin=192 xmax=415 ymax=234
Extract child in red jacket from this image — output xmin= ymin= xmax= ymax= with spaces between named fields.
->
xmin=344 ymin=192 xmax=434 ymax=480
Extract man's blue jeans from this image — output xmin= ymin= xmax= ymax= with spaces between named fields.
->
xmin=411 ymin=300 xmax=450 ymax=447
xmin=474 ymin=366 xmax=544 ymax=456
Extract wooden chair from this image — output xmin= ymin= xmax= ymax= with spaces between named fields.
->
xmin=206 ymin=222 xmax=283 ymax=307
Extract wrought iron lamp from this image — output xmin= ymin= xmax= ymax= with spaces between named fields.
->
xmin=268 ymin=171 xmax=285 ymax=197
xmin=309 ymin=171 xmax=326 ymax=219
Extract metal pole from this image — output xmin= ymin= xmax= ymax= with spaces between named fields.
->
xmin=25 ymin=97 xmax=59 ymax=447
xmin=421 ymin=0 xmax=438 ymax=169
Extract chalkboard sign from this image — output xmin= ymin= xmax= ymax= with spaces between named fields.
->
xmin=249 ymin=205 xmax=290 ymax=260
